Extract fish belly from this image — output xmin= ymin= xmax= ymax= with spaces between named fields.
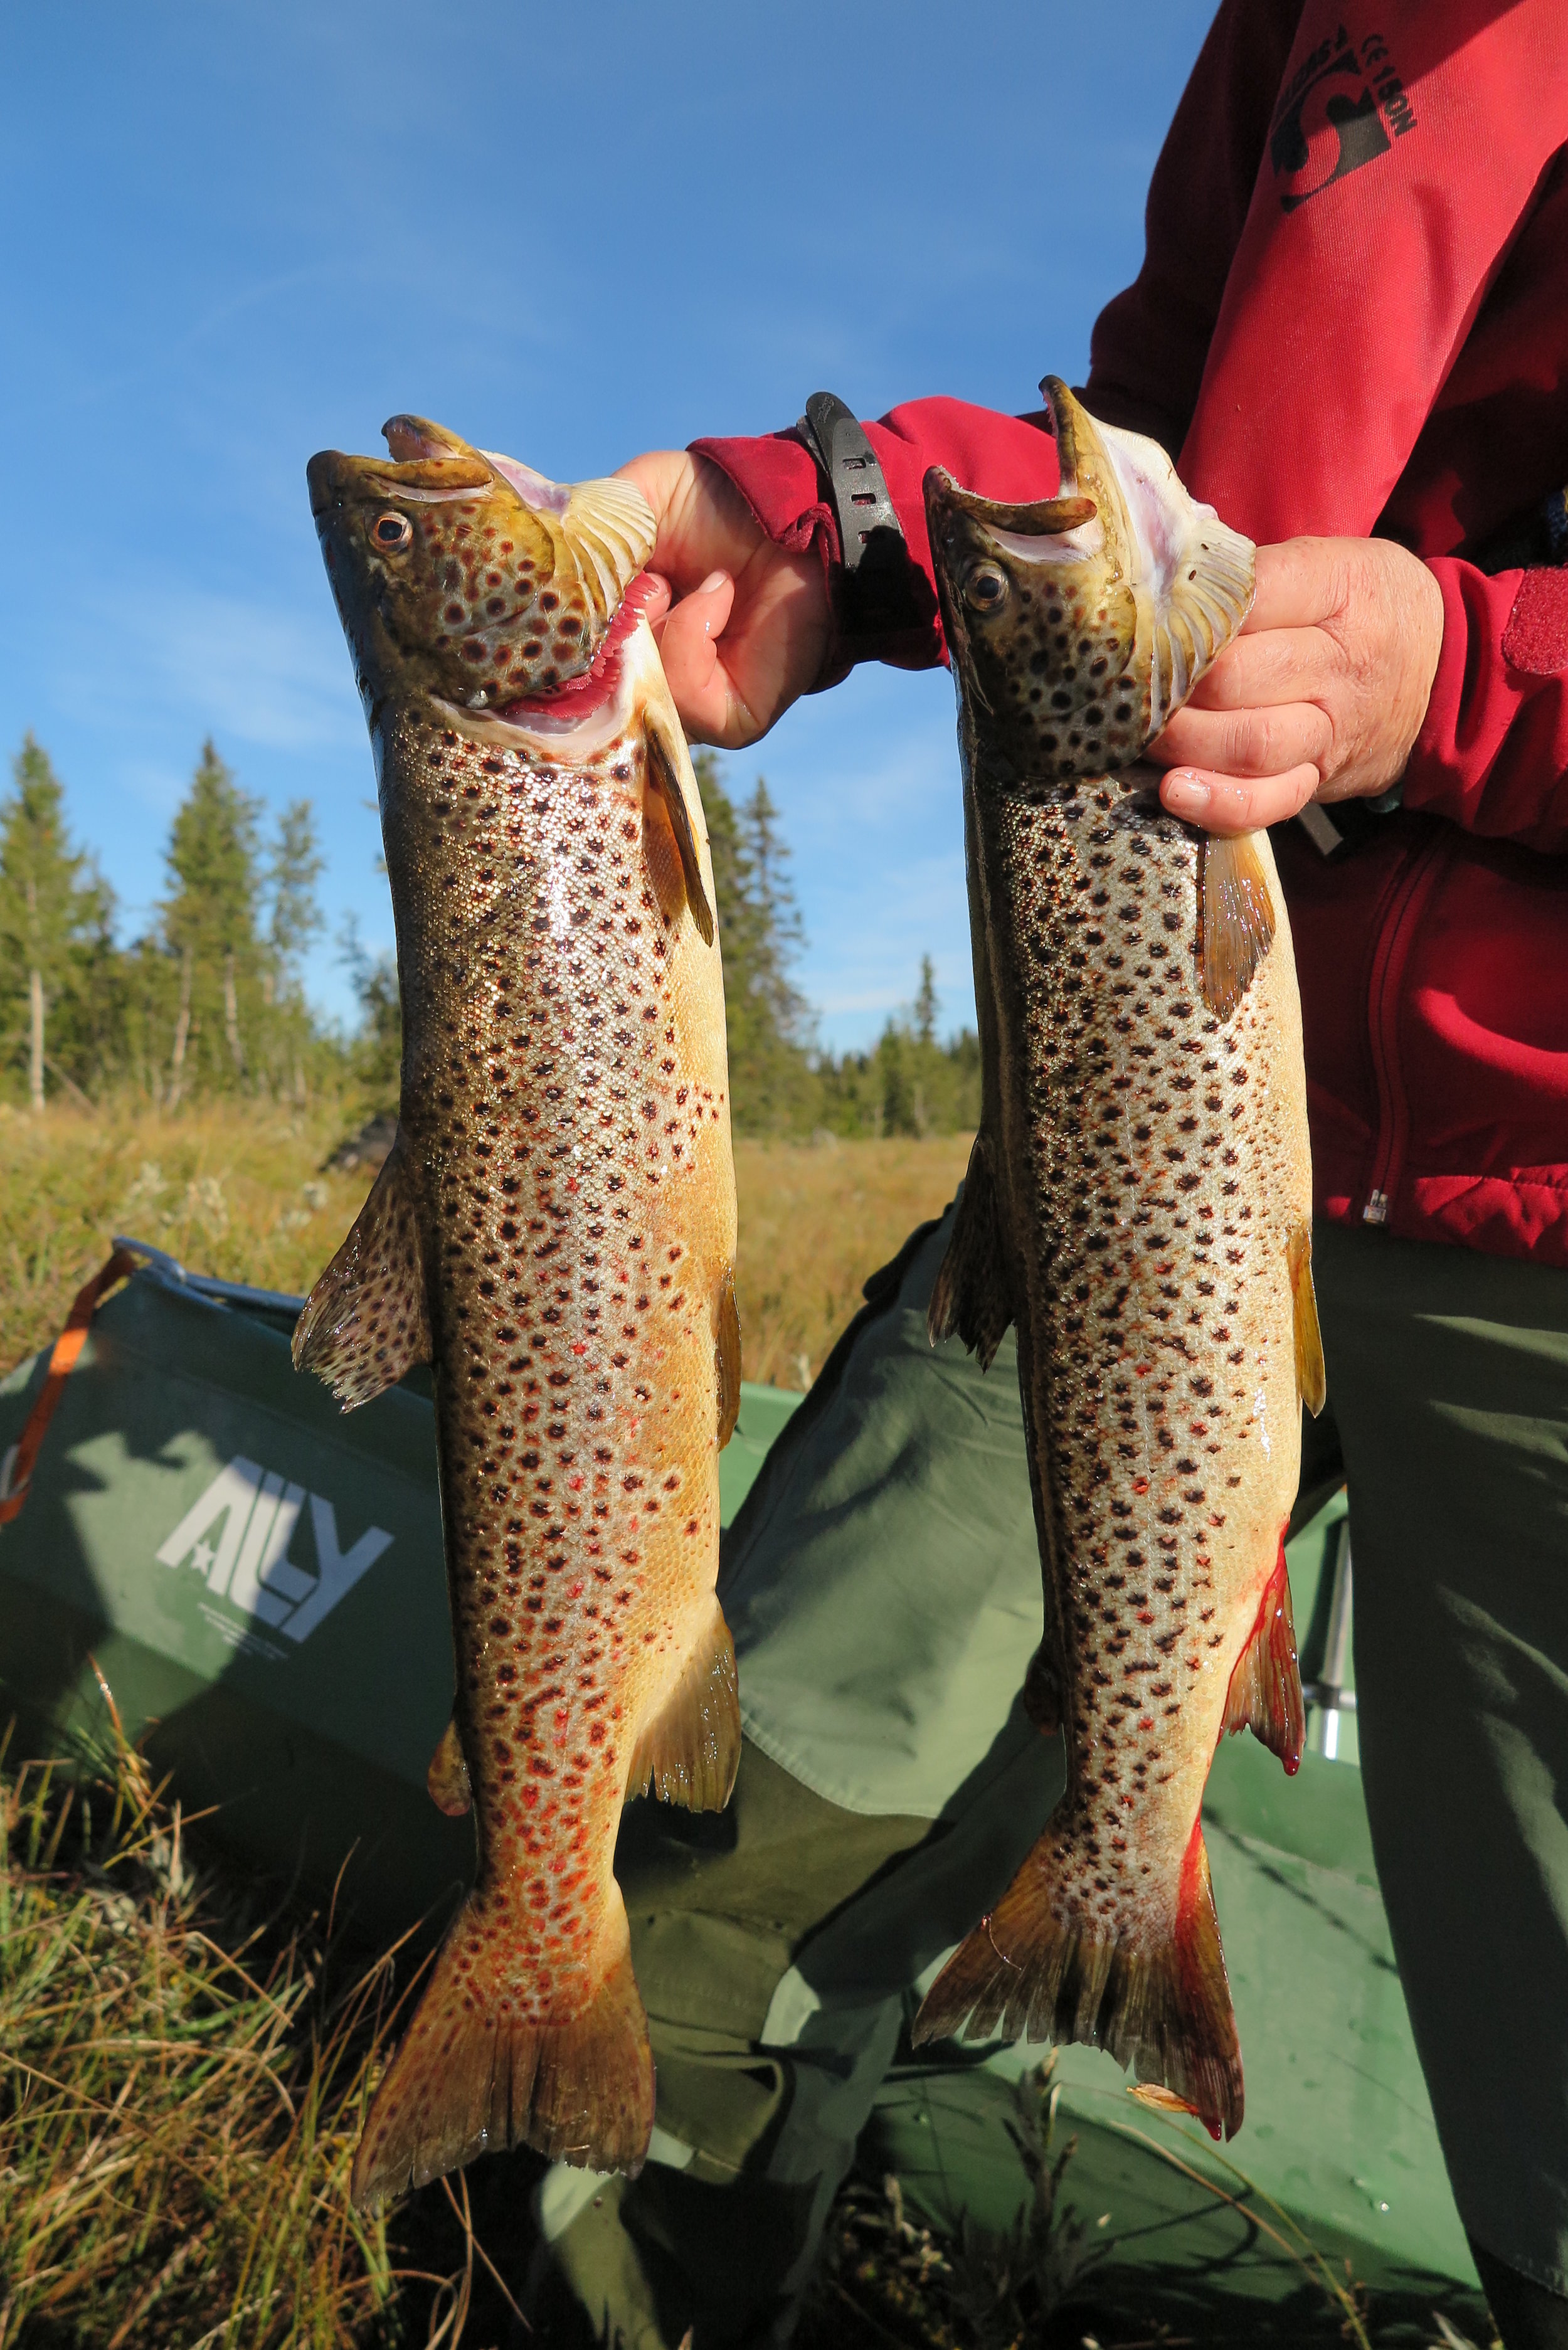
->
xmin=344 ymin=651 xmax=738 ymax=2202
xmin=918 ymin=771 xmax=1311 ymax=2139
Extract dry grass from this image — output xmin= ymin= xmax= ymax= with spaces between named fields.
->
xmin=731 ymin=1133 xmax=972 ymax=1389
xmin=0 ymin=1098 xmax=382 ymax=1375
xmin=0 ymin=1700 xmax=405 ymax=2349
xmin=0 ymin=1099 xmax=972 ymax=1392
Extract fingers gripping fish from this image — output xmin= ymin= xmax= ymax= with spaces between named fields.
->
xmin=913 ymin=381 xmax=1326 ymax=2139
xmin=300 ymin=417 xmax=741 ymax=2204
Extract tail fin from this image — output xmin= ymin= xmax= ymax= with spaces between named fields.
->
xmin=912 ymin=1815 xmax=1242 ymax=2140
xmin=351 ymin=1902 xmax=654 ymax=2210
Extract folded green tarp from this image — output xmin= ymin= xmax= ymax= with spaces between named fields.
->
xmin=0 ymin=1244 xmax=1484 ymax=2335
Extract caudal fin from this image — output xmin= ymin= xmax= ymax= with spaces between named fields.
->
xmin=351 ymin=1903 xmax=654 ymax=2210
xmin=912 ymin=1817 xmax=1242 ymax=2139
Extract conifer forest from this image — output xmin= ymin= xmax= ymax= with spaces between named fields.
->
xmin=0 ymin=733 xmax=982 ymax=1139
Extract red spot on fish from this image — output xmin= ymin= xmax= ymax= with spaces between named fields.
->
xmin=571 ymin=1342 xmax=586 ymax=1356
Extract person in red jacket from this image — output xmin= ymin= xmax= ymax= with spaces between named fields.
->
xmin=534 ymin=8 xmax=1568 ymax=2347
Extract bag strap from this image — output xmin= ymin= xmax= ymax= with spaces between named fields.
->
xmin=0 ymin=1247 xmax=137 ymax=1527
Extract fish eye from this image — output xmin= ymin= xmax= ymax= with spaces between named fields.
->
xmin=372 ymin=511 xmax=413 ymax=551
xmin=965 ymin=563 xmax=1009 ymax=614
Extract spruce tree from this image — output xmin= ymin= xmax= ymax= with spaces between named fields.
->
xmin=692 ymin=756 xmax=818 ymax=1133
xmin=0 ymin=736 xmax=115 ymax=1109
xmin=160 ymin=741 xmax=263 ymax=1104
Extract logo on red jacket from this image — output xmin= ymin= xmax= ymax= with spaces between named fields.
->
xmin=1270 ymin=23 xmax=1417 ymax=213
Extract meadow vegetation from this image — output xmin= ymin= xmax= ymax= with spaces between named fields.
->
xmin=0 ymin=1097 xmax=971 ymax=1392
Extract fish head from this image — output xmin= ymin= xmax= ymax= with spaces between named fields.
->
xmin=924 ymin=379 xmax=1254 ymax=786
xmin=306 ymin=415 xmax=656 ymax=719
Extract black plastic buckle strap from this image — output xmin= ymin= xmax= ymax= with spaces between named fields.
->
xmin=797 ymin=391 xmax=913 ymax=633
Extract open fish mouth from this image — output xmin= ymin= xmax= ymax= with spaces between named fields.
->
xmin=307 ymin=415 xmax=656 ymax=712
xmin=923 ymin=383 xmax=1255 ymax=783
xmin=1037 ymin=377 xmax=1256 ymax=732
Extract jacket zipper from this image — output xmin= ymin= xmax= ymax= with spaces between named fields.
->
xmin=1359 ymin=831 xmax=1453 ymax=1227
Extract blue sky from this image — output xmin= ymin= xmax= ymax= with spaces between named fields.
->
xmin=1 ymin=0 xmax=1216 ymax=1051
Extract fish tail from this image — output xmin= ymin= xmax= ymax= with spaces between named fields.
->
xmin=913 ymin=1812 xmax=1242 ymax=2139
xmin=351 ymin=1897 xmax=654 ymax=2210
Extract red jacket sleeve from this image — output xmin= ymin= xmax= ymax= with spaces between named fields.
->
xmin=1404 ymin=562 xmax=1568 ymax=851
xmin=691 ymin=398 xmax=1060 ymax=685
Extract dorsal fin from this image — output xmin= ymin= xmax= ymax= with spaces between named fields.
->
xmin=716 ymin=1266 xmax=741 ymax=1448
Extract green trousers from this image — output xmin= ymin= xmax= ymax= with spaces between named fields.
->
xmin=543 ymin=1209 xmax=1568 ymax=2344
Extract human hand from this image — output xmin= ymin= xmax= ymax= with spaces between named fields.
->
xmin=1149 ymin=536 xmax=1445 ymax=835
xmin=617 ymin=450 xmax=832 ymax=748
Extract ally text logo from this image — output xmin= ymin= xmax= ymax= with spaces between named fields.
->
xmin=156 ymin=1456 xmax=391 ymax=1647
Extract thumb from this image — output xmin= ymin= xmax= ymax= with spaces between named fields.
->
xmin=654 ymin=571 xmax=738 ymax=737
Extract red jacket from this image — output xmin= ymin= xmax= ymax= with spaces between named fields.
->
xmin=696 ymin=0 xmax=1568 ymax=1266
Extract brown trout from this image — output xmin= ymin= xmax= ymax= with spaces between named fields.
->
xmin=300 ymin=417 xmax=741 ymax=2202
xmin=913 ymin=381 xmax=1325 ymax=2137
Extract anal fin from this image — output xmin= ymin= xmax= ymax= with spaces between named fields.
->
xmin=293 ymin=1134 xmax=430 ymax=1411
xmin=928 ymin=1133 xmax=1013 ymax=1370
xmin=716 ymin=1265 xmax=741 ymax=1449
xmin=1221 ymin=1539 xmax=1305 ymax=1774
xmin=627 ymin=1599 xmax=740 ymax=1811
xmin=427 ymin=1708 xmax=472 ymax=1818
xmin=1288 ymin=1225 xmax=1327 ymax=1417
xmin=1199 ymin=833 xmax=1275 ymax=1019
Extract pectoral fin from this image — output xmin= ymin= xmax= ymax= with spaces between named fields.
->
xmin=645 ymin=711 xmax=716 ymax=946
xmin=928 ymin=1133 xmax=1014 ymax=1370
xmin=292 ymin=1134 xmax=430 ymax=1411
xmin=1199 ymin=832 xmax=1275 ymax=1019
xmin=1288 ymin=1225 xmax=1328 ymax=1417
xmin=627 ymin=1600 xmax=741 ymax=1811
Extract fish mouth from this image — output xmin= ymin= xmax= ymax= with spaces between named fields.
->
xmin=1037 ymin=377 xmax=1255 ymax=726
xmin=307 ymin=420 xmax=657 ymax=711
